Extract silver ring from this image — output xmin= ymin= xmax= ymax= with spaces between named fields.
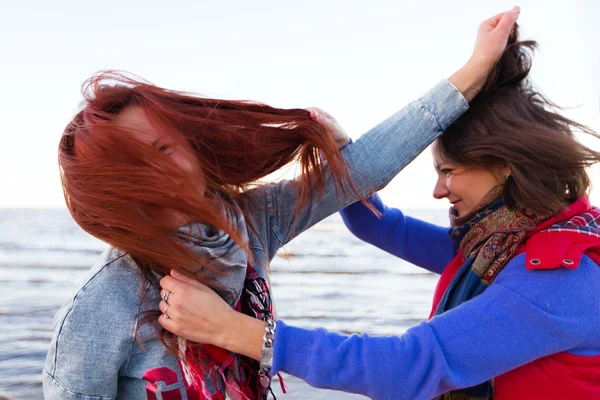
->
xmin=163 ymin=291 xmax=171 ymax=303
xmin=163 ymin=304 xmax=170 ymax=314
xmin=164 ymin=312 xmax=170 ymax=319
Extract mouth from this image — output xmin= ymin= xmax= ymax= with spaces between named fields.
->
xmin=449 ymin=200 xmax=462 ymax=216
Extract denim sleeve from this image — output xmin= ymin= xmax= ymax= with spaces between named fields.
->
xmin=265 ymin=80 xmax=468 ymax=255
xmin=42 ymin=259 xmax=141 ymax=399
xmin=340 ymin=194 xmax=456 ymax=274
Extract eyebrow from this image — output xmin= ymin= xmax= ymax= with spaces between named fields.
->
xmin=435 ymin=159 xmax=455 ymax=169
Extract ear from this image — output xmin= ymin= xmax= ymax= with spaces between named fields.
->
xmin=502 ymin=165 xmax=512 ymax=181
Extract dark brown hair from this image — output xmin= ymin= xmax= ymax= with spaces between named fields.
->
xmin=437 ymin=25 xmax=600 ymax=213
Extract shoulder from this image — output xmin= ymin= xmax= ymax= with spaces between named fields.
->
xmin=44 ymin=249 xmax=152 ymax=398
xmin=75 ymin=248 xmax=148 ymax=308
xmin=494 ymin=253 xmax=599 ymax=323
xmin=55 ymin=248 xmax=151 ymax=336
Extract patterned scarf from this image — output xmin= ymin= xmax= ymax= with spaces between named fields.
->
xmin=175 ymin=200 xmax=277 ymax=400
xmin=433 ymin=186 xmax=552 ymax=400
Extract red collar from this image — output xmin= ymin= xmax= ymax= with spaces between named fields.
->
xmin=516 ymin=198 xmax=600 ymax=270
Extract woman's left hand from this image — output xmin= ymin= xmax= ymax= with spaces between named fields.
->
xmin=307 ymin=107 xmax=350 ymax=148
xmin=158 ymin=270 xmax=237 ymax=347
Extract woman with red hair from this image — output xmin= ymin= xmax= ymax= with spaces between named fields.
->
xmin=42 ymin=8 xmax=517 ymax=399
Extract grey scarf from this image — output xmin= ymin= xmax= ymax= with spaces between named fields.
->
xmin=176 ymin=199 xmax=249 ymax=307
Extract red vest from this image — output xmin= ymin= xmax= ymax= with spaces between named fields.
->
xmin=430 ymin=202 xmax=600 ymax=399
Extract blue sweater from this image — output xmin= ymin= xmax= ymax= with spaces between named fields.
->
xmin=270 ymin=194 xmax=600 ymax=400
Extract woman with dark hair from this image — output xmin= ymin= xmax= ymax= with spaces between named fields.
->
xmin=156 ymin=21 xmax=600 ymax=400
xmin=42 ymin=8 xmax=519 ymax=400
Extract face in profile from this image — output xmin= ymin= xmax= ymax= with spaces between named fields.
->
xmin=115 ymin=106 xmax=207 ymax=227
xmin=116 ymin=106 xmax=206 ymax=193
xmin=431 ymin=142 xmax=508 ymax=218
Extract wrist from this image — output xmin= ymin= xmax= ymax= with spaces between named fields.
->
xmin=221 ymin=311 xmax=266 ymax=361
xmin=336 ymin=137 xmax=351 ymax=148
xmin=215 ymin=309 xmax=237 ymax=349
xmin=449 ymin=59 xmax=492 ymax=102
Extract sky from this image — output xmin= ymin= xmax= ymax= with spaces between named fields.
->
xmin=1 ymin=0 xmax=599 ymax=209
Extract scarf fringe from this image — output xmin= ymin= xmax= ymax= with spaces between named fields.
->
xmin=178 ymin=337 xmax=196 ymax=387
xmin=174 ymin=264 xmax=274 ymax=399
xmin=178 ymin=342 xmax=260 ymax=400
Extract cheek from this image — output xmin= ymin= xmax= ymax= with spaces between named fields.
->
xmin=173 ymin=155 xmax=194 ymax=173
xmin=174 ymin=152 xmax=206 ymax=193
xmin=447 ymin=176 xmax=475 ymax=204
xmin=171 ymin=151 xmax=201 ymax=176
xmin=446 ymin=176 xmax=460 ymax=194
xmin=460 ymin=173 xmax=498 ymax=206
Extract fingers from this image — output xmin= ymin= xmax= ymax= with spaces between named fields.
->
xmin=306 ymin=107 xmax=341 ymax=135
xmin=158 ymin=298 xmax=185 ymax=338
xmin=159 ymin=300 xmax=178 ymax=319
xmin=495 ymin=6 xmax=520 ymax=35
xmin=306 ymin=107 xmax=335 ymax=122
xmin=157 ymin=297 xmax=178 ymax=333
xmin=306 ymin=107 xmax=324 ymax=121
xmin=158 ymin=311 xmax=191 ymax=341
xmin=159 ymin=300 xmax=169 ymax=314
xmin=482 ymin=7 xmax=519 ymax=32
xmin=160 ymin=288 xmax=176 ymax=306
xmin=485 ymin=11 xmax=506 ymax=29
xmin=158 ymin=310 xmax=178 ymax=333
xmin=160 ymin=274 xmax=184 ymax=293
xmin=169 ymin=269 xmax=210 ymax=291
xmin=161 ymin=272 xmax=211 ymax=294
xmin=157 ymin=291 xmax=202 ymax=341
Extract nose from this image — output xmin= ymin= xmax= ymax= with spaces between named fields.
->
xmin=432 ymin=177 xmax=450 ymax=200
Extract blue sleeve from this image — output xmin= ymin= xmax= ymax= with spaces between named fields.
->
xmin=271 ymin=254 xmax=600 ymax=400
xmin=340 ymin=194 xmax=456 ymax=274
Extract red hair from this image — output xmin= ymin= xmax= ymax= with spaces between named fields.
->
xmin=59 ymin=70 xmax=368 ymax=351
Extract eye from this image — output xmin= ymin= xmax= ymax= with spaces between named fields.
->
xmin=154 ymin=140 xmax=176 ymax=155
xmin=441 ymin=168 xmax=454 ymax=177
xmin=158 ymin=144 xmax=172 ymax=154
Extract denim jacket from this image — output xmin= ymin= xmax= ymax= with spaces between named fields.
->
xmin=42 ymin=80 xmax=468 ymax=399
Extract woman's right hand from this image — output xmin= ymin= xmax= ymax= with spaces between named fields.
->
xmin=449 ymin=6 xmax=521 ymax=101
xmin=159 ymin=270 xmax=266 ymax=361
xmin=470 ymin=7 xmax=521 ymax=70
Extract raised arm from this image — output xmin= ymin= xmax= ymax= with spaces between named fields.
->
xmin=261 ymin=80 xmax=466 ymax=256
xmin=253 ymin=8 xmax=520 ymax=257
xmin=341 ymin=194 xmax=456 ymax=274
